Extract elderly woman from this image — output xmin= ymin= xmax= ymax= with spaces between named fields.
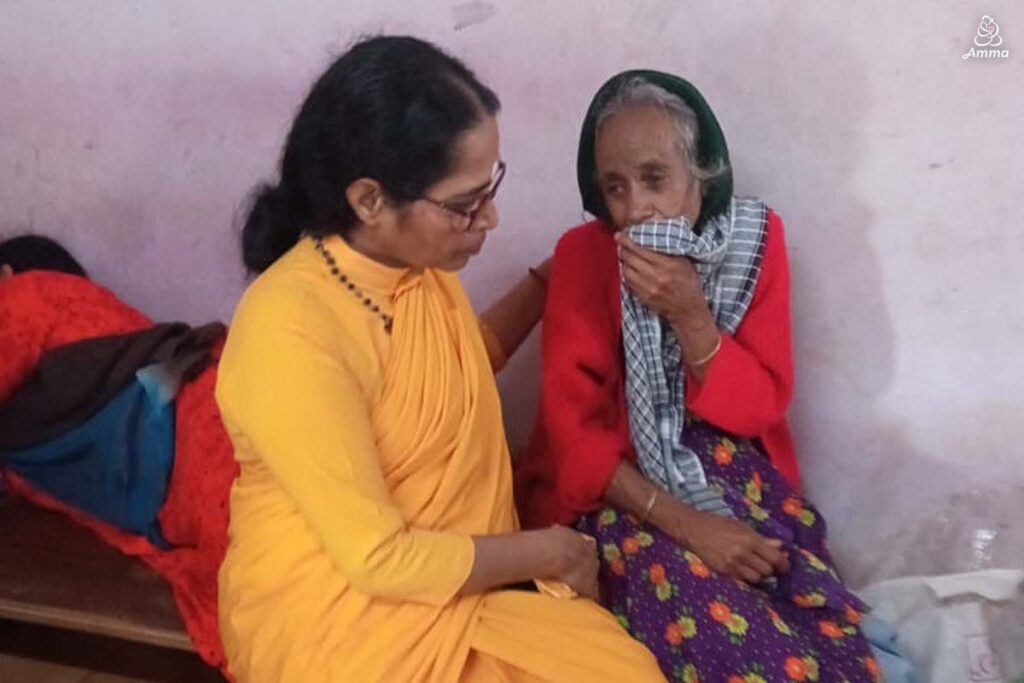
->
xmin=517 ymin=71 xmax=880 ymax=681
xmin=214 ymin=38 xmax=665 ymax=682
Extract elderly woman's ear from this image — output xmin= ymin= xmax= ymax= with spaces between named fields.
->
xmin=0 ymin=264 xmax=13 ymax=281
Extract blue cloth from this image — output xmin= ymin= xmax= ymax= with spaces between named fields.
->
xmin=1 ymin=366 xmax=176 ymax=548
xmin=863 ymin=613 xmax=920 ymax=683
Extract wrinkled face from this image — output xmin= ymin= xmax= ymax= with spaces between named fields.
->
xmin=594 ymin=104 xmax=702 ymax=229
xmin=363 ymin=115 xmax=502 ymax=272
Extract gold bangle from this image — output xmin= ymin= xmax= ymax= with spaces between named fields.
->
xmin=639 ymin=489 xmax=659 ymax=525
xmin=685 ymin=334 xmax=722 ymax=367
xmin=527 ymin=267 xmax=548 ymax=288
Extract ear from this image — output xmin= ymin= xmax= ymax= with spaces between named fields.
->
xmin=0 ymin=264 xmax=13 ymax=281
xmin=345 ymin=178 xmax=388 ymax=225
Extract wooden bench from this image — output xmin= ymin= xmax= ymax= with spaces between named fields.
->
xmin=0 ymin=492 xmax=193 ymax=651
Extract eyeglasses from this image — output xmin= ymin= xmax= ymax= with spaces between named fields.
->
xmin=417 ymin=161 xmax=506 ymax=232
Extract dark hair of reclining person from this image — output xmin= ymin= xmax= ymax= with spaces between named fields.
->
xmin=0 ymin=234 xmax=88 ymax=279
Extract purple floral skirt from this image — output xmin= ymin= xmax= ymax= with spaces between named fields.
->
xmin=577 ymin=419 xmax=881 ymax=683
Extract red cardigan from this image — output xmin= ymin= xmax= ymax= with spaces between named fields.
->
xmin=517 ymin=210 xmax=800 ymax=528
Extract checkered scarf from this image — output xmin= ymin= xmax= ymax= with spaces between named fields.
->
xmin=621 ymin=197 xmax=768 ymax=515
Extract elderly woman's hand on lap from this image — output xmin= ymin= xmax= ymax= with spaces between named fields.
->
xmin=665 ymin=501 xmax=790 ymax=584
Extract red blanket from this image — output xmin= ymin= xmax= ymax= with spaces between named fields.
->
xmin=1 ymin=271 xmax=237 ymax=671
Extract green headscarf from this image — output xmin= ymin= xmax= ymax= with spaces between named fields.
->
xmin=576 ymin=70 xmax=733 ymax=229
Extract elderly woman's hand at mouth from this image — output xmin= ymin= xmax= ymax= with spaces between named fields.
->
xmin=615 ymin=231 xmax=722 ymax=375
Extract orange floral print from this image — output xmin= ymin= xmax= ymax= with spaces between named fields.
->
xmin=864 ymin=656 xmax=882 ymax=682
xmin=709 ymin=600 xmax=732 ymax=623
xmin=793 ymin=592 xmax=826 ymax=608
xmin=689 ymin=559 xmax=711 ymax=578
xmin=782 ymin=497 xmax=803 ymax=516
xmin=784 ymin=656 xmax=807 ymax=681
xmin=819 ymin=620 xmax=845 ymax=639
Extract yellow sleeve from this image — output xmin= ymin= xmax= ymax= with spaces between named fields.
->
xmin=216 ymin=283 xmax=475 ymax=606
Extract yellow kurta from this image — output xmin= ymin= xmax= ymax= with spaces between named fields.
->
xmin=215 ymin=235 xmax=665 ymax=683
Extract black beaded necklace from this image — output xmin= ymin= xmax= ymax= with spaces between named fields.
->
xmin=313 ymin=236 xmax=394 ymax=334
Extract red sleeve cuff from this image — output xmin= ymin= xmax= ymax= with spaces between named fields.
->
xmin=556 ymin=438 xmax=626 ymax=520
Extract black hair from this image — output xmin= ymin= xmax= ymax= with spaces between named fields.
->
xmin=241 ymin=35 xmax=501 ymax=273
xmin=0 ymin=234 xmax=88 ymax=277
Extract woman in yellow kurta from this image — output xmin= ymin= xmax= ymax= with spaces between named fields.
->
xmin=215 ymin=36 xmax=665 ymax=682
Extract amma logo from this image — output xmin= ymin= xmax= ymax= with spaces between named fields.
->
xmin=963 ymin=15 xmax=1010 ymax=60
